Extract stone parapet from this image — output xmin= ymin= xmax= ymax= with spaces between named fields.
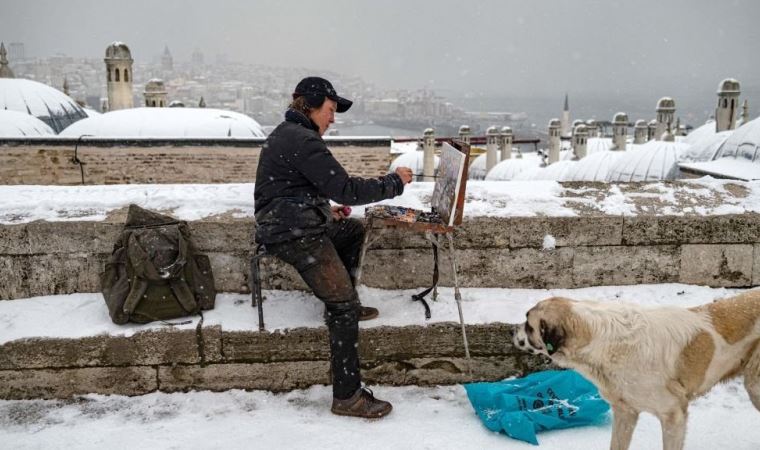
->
xmin=2 ymin=212 xmax=759 ymax=300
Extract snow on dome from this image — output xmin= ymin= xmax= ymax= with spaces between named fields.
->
xmin=389 ymin=151 xmax=439 ymax=174
xmin=59 ymin=107 xmax=266 ymax=138
xmin=0 ymin=109 xmax=55 ymax=137
xmin=0 ymin=78 xmax=87 ymax=133
xmin=390 ymin=140 xmax=421 ymax=154
xmin=469 ymin=152 xmax=500 ymax=179
xmin=718 ymin=78 xmax=740 ymax=94
xmin=144 ymin=79 xmax=166 ymax=93
xmin=105 ymin=42 xmax=132 ymax=60
xmin=485 ymin=156 xmax=541 ymax=181
xmin=82 ymin=108 xmax=101 ymax=117
xmin=712 ymin=116 xmax=760 ymax=163
xmin=657 ymin=97 xmax=676 ymax=111
xmin=606 ymin=139 xmax=689 ymax=182
xmin=683 ymin=120 xmax=717 ymax=146
xmin=681 ymin=130 xmax=732 ymax=162
xmin=563 ymin=150 xmax=623 ymax=182
xmin=514 ymin=160 xmax=576 ymax=181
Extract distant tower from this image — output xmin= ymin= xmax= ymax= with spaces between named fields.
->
xmin=144 ymin=79 xmax=168 ymax=107
xmin=198 ymin=96 xmax=206 ymax=108
xmin=548 ymin=118 xmax=561 ymax=164
xmin=585 ymin=119 xmax=598 ymax=138
xmin=611 ymin=112 xmax=628 ymax=150
xmin=560 ymin=93 xmax=571 ymax=137
xmin=486 ymin=126 xmax=499 ymax=173
xmin=0 ymin=42 xmax=15 ymax=78
xmin=191 ymin=48 xmax=205 ymax=66
xmin=62 ymin=77 xmax=70 ymax=96
xmin=500 ymin=126 xmax=513 ymax=161
xmin=655 ymin=97 xmax=675 ymax=140
xmin=104 ymin=42 xmax=134 ymax=111
xmin=715 ymin=78 xmax=740 ymax=132
xmin=737 ymin=99 xmax=749 ymax=128
xmin=458 ymin=125 xmax=471 ymax=145
xmin=162 ymin=45 xmax=174 ymax=71
xmin=572 ymin=124 xmax=588 ymax=160
xmin=633 ymin=120 xmax=648 ymax=144
xmin=647 ymin=119 xmax=657 ymax=141
xmin=422 ymin=128 xmax=436 ymax=181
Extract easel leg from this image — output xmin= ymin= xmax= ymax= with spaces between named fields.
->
xmin=446 ymin=232 xmax=472 ymax=377
xmin=354 ymin=219 xmax=375 ymax=288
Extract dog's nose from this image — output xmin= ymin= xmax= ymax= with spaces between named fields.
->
xmin=518 ymin=339 xmax=525 ymax=347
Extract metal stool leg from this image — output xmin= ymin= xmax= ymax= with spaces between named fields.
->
xmin=250 ymin=250 xmax=266 ymax=332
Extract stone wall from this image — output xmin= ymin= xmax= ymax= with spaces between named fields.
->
xmin=1 ymin=213 xmax=758 ymax=301
xmin=0 ymin=323 xmax=550 ymax=399
xmin=0 ymin=138 xmax=393 ymax=185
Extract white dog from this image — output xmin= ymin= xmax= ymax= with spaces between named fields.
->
xmin=513 ymin=290 xmax=760 ymax=450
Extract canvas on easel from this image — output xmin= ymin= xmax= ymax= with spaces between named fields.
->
xmin=431 ymin=141 xmax=468 ymax=227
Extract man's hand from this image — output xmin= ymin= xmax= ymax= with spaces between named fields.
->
xmin=395 ymin=166 xmax=413 ymax=185
xmin=331 ymin=205 xmax=350 ymax=221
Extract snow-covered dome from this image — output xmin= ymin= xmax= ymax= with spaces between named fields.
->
xmin=683 ymin=120 xmax=717 ymax=146
xmin=606 ymin=139 xmax=689 ymax=182
xmin=0 ymin=109 xmax=56 ymax=137
xmin=59 ymin=107 xmax=266 ymax=138
xmin=514 ymin=160 xmax=576 ymax=181
xmin=144 ymin=79 xmax=166 ymax=93
xmin=389 ymin=151 xmax=439 ymax=174
xmin=105 ymin=42 xmax=132 ymax=60
xmin=712 ymin=116 xmax=760 ymax=163
xmin=485 ymin=156 xmax=540 ymax=181
xmin=0 ymin=78 xmax=87 ymax=133
xmin=681 ymin=130 xmax=731 ymax=162
xmin=718 ymin=78 xmax=740 ymax=94
xmin=82 ymin=108 xmax=101 ymax=117
xmin=469 ymin=151 xmax=500 ymax=179
xmin=563 ymin=150 xmax=623 ymax=181
xmin=657 ymin=97 xmax=676 ymax=112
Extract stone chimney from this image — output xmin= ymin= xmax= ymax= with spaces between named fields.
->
xmin=500 ymin=126 xmax=513 ymax=161
xmin=715 ymin=78 xmax=740 ymax=132
xmin=548 ymin=118 xmax=561 ymax=164
xmin=655 ymin=97 xmax=675 ymax=141
xmin=611 ymin=112 xmax=628 ymax=150
xmin=422 ymin=128 xmax=436 ymax=182
xmin=486 ymin=126 xmax=499 ymax=173
xmin=458 ymin=125 xmax=471 ymax=145
xmin=634 ymin=120 xmax=648 ymax=144
xmin=572 ymin=124 xmax=588 ymax=160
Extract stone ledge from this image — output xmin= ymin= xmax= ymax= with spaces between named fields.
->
xmin=0 ymin=366 xmax=157 ymax=400
xmin=623 ymin=214 xmax=760 ymax=245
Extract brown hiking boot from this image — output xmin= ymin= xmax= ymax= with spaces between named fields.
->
xmin=358 ymin=306 xmax=379 ymax=321
xmin=331 ymin=387 xmax=392 ymax=419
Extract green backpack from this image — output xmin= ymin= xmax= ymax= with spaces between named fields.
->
xmin=100 ymin=204 xmax=216 ymax=324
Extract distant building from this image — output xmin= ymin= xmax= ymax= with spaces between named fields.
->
xmin=7 ymin=42 xmax=25 ymax=60
xmin=104 ymin=42 xmax=134 ymax=111
xmin=161 ymin=45 xmax=173 ymax=72
xmin=144 ymin=79 xmax=168 ymax=107
xmin=0 ymin=43 xmax=14 ymax=79
xmin=191 ymin=48 xmax=204 ymax=66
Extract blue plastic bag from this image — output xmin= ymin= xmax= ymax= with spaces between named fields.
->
xmin=464 ymin=370 xmax=610 ymax=445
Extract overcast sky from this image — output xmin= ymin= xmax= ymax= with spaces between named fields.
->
xmin=3 ymin=0 xmax=759 ymax=102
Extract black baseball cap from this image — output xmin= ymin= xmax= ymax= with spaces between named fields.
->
xmin=293 ymin=77 xmax=353 ymax=113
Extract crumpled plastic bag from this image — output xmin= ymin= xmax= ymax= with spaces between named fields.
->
xmin=464 ymin=370 xmax=610 ymax=445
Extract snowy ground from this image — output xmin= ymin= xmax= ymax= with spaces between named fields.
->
xmin=2 ymin=284 xmax=760 ymax=449
xmin=1 ymin=178 xmax=759 ymax=224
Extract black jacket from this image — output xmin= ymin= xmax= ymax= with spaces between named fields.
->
xmin=254 ymin=110 xmax=404 ymax=244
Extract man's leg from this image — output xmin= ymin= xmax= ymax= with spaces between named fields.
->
xmin=327 ymin=219 xmax=379 ymax=321
xmin=267 ymin=234 xmax=360 ymax=399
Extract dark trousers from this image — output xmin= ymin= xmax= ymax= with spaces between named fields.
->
xmin=266 ymin=218 xmax=366 ymax=399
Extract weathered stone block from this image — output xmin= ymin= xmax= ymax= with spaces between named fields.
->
xmin=502 ymin=216 xmax=623 ymax=249
xmin=189 ymin=221 xmax=253 ymax=253
xmin=0 ymin=328 xmax=214 ymax=369
xmin=362 ymin=356 xmax=520 ymax=385
xmin=0 ymin=256 xmax=29 ymax=299
xmin=207 ymin=252 xmax=248 ymax=292
xmin=0 ymin=224 xmax=27 ymax=255
xmin=24 ymin=253 xmax=108 ymax=297
xmin=624 ymin=214 xmax=760 ymax=245
xmin=158 ymin=362 xmax=330 ymax=392
xmin=680 ymin=244 xmax=754 ymax=287
xmin=754 ymin=244 xmax=760 ymax=286
xmin=0 ymin=366 xmax=156 ymax=399
xmin=26 ymin=221 xmax=120 ymax=254
xmin=573 ymin=245 xmax=680 ymax=287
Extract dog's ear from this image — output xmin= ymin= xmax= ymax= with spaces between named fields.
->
xmin=540 ymin=319 xmax=565 ymax=355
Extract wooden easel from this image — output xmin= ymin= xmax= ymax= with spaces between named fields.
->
xmin=355 ymin=140 xmax=472 ymax=370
